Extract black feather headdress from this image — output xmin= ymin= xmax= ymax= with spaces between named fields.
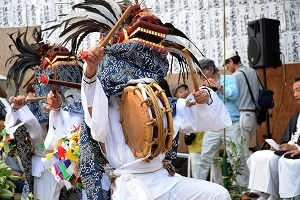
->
xmin=44 ymin=0 xmax=207 ymax=83
xmin=5 ymin=28 xmax=43 ymax=96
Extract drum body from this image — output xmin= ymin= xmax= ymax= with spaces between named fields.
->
xmin=120 ymin=82 xmax=174 ymax=161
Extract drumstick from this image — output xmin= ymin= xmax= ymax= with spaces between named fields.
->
xmin=52 ymin=67 xmax=57 ymax=93
xmin=39 ymin=74 xmax=81 ymax=89
xmin=46 ymin=79 xmax=81 ymax=89
xmin=9 ymin=96 xmax=47 ymax=103
xmin=182 ymin=48 xmax=199 ymax=91
xmin=100 ymin=6 xmax=133 ymax=47
xmin=79 ymin=6 xmax=134 ymax=58
xmin=26 ymin=96 xmax=47 ymax=101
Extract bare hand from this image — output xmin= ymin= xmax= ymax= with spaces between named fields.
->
xmin=270 ymin=146 xmax=276 ymax=151
xmin=11 ymin=171 xmax=21 ymax=177
xmin=10 ymin=95 xmax=27 ymax=110
xmin=192 ymin=88 xmax=209 ymax=104
xmin=47 ymin=91 xmax=62 ymax=109
xmin=202 ymin=78 xmax=220 ymax=90
xmin=279 ymin=143 xmax=297 ymax=151
xmin=84 ymin=46 xmax=105 ymax=78
xmin=283 ymin=149 xmax=300 ymax=157
xmin=21 ymin=173 xmax=26 ymax=182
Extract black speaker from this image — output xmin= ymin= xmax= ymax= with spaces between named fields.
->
xmin=247 ymin=18 xmax=282 ymax=69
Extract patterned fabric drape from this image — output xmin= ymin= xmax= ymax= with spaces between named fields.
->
xmin=99 ymin=42 xmax=169 ymax=97
xmin=13 ymin=125 xmax=34 ymax=198
xmin=79 ymin=120 xmax=108 ymax=200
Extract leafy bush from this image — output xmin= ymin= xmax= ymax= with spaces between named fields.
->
xmin=0 ymin=163 xmax=20 ymax=199
xmin=213 ymin=138 xmax=248 ymax=199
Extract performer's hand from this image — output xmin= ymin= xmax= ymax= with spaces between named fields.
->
xmin=10 ymin=95 xmax=27 ymax=110
xmin=279 ymin=143 xmax=297 ymax=151
xmin=47 ymin=91 xmax=62 ymax=109
xmin=84 ymin=46 xmax=105 ymax=78
xmin=192 ymin=88 xmax=209 ymax=104
xmin=283 ymin=149 xmax=300 ymax=157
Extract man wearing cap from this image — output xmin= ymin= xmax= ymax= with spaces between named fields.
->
xmin=197 ymin=59 xmax=248 ymax=187
xmin=225 ymin=49 xmax=261 ymax=199
xmin=224 ymin=49 xmax=260 ymax=158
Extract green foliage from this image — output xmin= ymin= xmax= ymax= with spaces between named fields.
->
xmin=0 ymin=162 xmax=17 ymax=199
xmin=21 ymin=192 xmax=39 ymax=200
xmin=213 ymin=138 xmax=248 ymax=199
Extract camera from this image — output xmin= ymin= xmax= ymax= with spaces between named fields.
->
xmin=184 ymin=133 xmax=196 ymax=145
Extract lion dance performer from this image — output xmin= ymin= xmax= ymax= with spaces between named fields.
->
xmin=45 ymin=0 xmax=233 ymax=199
xmin=5 ymin=28 xmax=84 ymax=199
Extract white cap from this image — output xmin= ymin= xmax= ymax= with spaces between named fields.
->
xmin=225 ymin=49 xmax=238 ymax=60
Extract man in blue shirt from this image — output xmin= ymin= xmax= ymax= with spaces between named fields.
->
xmin=197 ymin=59 xmax=248 ymax=187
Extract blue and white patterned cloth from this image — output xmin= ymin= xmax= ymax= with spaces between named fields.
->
xmin=98 ymin=42 xmax=169 ymax=96
xmin=27 ymin=65 xmax=82 ymax=123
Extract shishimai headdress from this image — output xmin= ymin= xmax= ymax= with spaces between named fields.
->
xmin=5 ymin=28 xmax=83 ymax=123
xmin=44 ymin=0 xmax=207 ymax=96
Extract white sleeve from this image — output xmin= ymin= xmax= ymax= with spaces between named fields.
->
xmin=5 ymin=105 xmax=42 ymax=139
xmin=173 ymin=89 xmax=232 ymax=134
xmin=81 ymin=66 xmax=109 ymax=142
xmin=45 ymin=110 xmax=83 ymax=150
xmin=44 ymin=110 xmax=61 ymax=150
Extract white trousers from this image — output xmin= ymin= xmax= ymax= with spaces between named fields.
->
xmin=189 ymin=152 xmax=201 ymax=178
xmin=239 ymin=111 xmax=257 ymax=164
xmin=278 ymin=156 xmax=300 ymax=198
xmin=34 ymin=169 xmax=63 ymax=200
xmin=197 ymin=121 xmax=248 ymax=186
xmin=247 ymin=150 xmax=279 ymax=199
xmin=157 ymin=177 xmax=231 ymax=200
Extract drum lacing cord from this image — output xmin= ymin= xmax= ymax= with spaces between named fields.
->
xmin=143 ymin=84 xmax=165 ymax=156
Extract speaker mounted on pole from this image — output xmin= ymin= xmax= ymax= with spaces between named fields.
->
xmin=247 ymin=18 xmax=282 ymax=69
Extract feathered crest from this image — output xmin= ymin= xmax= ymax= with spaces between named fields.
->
xmin=43 ymin=0 xmax=123 ymax=55
xmin=44 ymin=0 xmax=207 ymax=83
xmin=5 ymin=28 xmax=43 ymax=96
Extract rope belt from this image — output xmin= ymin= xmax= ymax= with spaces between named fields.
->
xmin=108 ymin=165 xmax=163 ymax=179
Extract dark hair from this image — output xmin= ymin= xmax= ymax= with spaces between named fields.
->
xmin=295 ymin=77 xmax=300 ymax=83
xmin=26 ymin=83 xmax=36 ymax=94
xmin=225 ymin=55 xmax=241 ymax=65
xmin=158 ymin=79 xmax=172 ymax=97
xmin=199 ymin=59 xmax=219 ymax=74
xmin=0 ymin=101 xmax=6 ymax=121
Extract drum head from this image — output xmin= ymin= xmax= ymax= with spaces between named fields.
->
xmin=120 ymin=86 xmax=153 ymax=158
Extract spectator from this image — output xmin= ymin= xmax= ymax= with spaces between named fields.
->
xmin=197 ymin=59 xmax=245 ymax=187
xmin=2 ymin=150 xmax=25 ymax=200
xmin=172 ymin=83 xmax=205 ymax=178
xmin=247 ymin=77 xmax=300 ymax=200
xmin=224 ymin=50 xmax=261 ymax=198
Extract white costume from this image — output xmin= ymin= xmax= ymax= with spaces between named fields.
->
xmin=278 ymin=157 xmax=300 ymax=198
xmin=45 ymin=109 xmax=83 ymax=150
xmin=6 ymin=105 xmax=63 ymax=200
xmin=247 ymin=150 xmax=279 ymax=198
xmin=247 ymin=113 xmax=300 ymax=199
xmin=81 ymin=73 xmax=233 ymax=200
xmin=45 ymin=108 xmax=89 ymax=200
